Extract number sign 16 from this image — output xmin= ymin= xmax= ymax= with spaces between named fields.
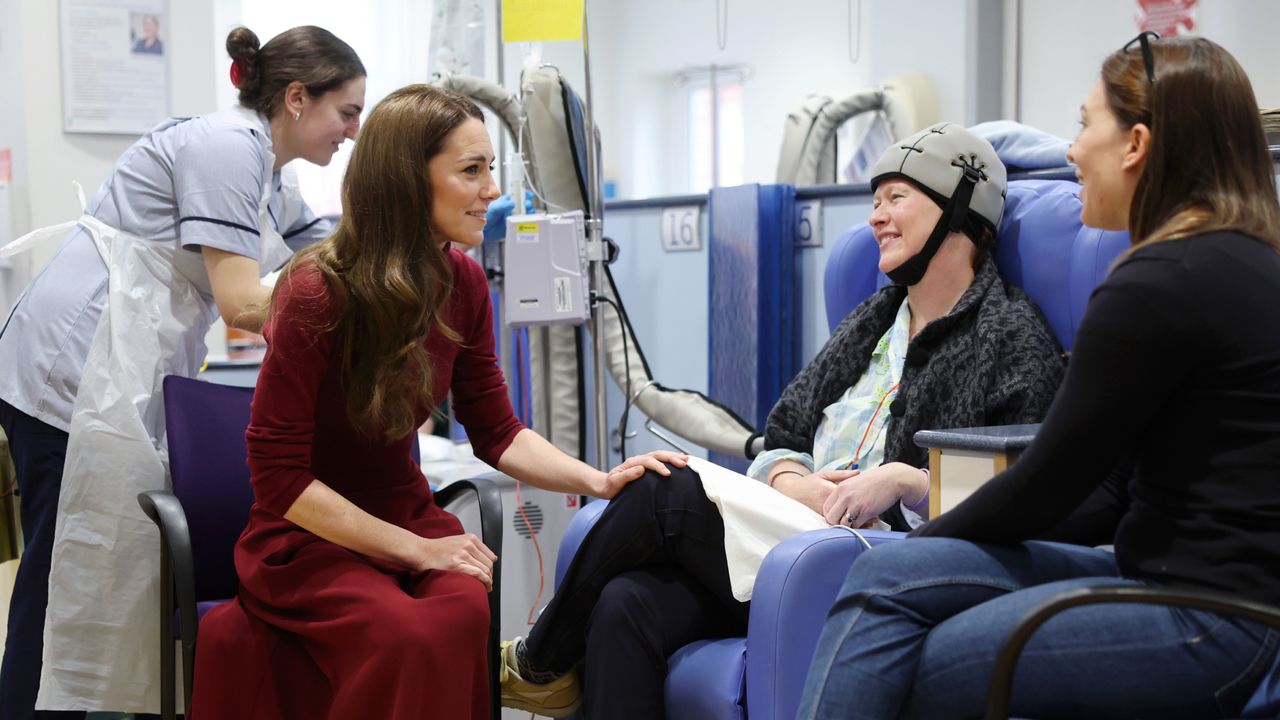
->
xmin=661 ymin=205 xmax=702 ymax=252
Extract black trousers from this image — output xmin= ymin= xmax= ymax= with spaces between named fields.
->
xmin=525 ymin=465 xmax=749 ymax=720
xmin=0 ymin=399 xmax=84 ymax=720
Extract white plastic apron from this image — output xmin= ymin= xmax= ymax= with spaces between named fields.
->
xmin=0 ymin=107 xmax=296 ymax=713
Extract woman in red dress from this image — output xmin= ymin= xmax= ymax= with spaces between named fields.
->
xmin=188 ymin=84 xmax=683 ymax=719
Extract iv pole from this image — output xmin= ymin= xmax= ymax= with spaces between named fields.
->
xmin=578 ymin=2 xmax=610 ymax=471
xmin=493 ymin=0 xmax=517 ymax=421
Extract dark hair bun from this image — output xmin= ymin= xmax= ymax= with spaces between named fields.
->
xmin=225 ymin=26 xmax=261 ymax=62
xmin=232 ymin=25 xmax=365 ymax=118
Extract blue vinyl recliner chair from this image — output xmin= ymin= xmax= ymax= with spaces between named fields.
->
xmin=555 ymin=178 xmax=1130 ymax=720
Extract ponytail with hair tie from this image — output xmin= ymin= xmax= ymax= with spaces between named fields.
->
xmin=229 ymin=58 xmax=249 ymax=88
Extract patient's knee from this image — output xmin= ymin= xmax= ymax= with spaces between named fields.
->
xmin=616 ymin=463 xmax=705 ymax=506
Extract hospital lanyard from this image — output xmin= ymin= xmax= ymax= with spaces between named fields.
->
xmin=844 ymin=382 xmax=900 ymax=471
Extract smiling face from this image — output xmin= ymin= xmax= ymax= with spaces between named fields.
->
xmin=1068 ymin=80 xmax=1141 ymax=230
xmin=427 ymin=118 xmax=500 ymax=248
xmin=287 ymin=76 xmax=365 ymax=167
xmin=869 ymin=179 xmax=945 ymax=274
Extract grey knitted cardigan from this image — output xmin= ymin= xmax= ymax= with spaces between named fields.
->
xmin=763 ymin=259 xmax=1066 ymax=529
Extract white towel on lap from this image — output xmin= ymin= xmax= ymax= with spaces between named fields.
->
xmin=687 ymin=457 xmax=886 ymax=601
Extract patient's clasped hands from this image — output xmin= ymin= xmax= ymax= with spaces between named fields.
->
xmin=823 ymin=462 xmax=928 ymax=528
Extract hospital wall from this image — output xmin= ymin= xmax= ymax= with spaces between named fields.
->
xmin=0 ymin=0 xmax=219 ymax=277
xmin=4 ymin=0 xmax=1280 ymax=310
xmin=526 ymin=0 xmax=1004 ymax=198
xmin=1018 ymin=0 xmax=1280 ymax=141
xmin=0 ymin=0 xmax=30 ymax=313
xmin=537 ymin=0 xmax=1280 ymax=200
xmin=593 ymin=188 xmax=873 ymax=468
xmin=0 ymin=0 xmax=1000 ymax=309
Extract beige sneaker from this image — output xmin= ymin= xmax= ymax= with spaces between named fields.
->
xmin=498 ymin=638 xmax=583 ymax=717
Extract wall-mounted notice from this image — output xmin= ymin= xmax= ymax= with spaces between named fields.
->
xmin=502 ymin=0 xmax=583 ymax=42
xmin=60 ymin=0 xmax=169 ymax=135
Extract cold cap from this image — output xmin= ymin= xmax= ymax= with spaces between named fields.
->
xmin=870 ymin=121 xmax=1007 ymax=232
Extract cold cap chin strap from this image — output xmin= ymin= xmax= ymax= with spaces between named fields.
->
xmin=885 ymin=156 xmax=987 ymax=286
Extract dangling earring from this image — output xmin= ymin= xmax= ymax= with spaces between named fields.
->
xmin=294 ymin=111 xmax=301 ymax=121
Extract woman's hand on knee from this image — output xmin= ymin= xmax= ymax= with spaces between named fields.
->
xmin=413 ymin=533 xmax=498 ymax=590
xmin=594 ymin=450 xmax=689 ymax=498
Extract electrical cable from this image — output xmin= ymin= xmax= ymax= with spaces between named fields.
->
xmin=513 ymin=106 xmax=573 ymax=214
xmin=843 ymin=527 xmax=874 ymax=551
xmin=593 ymin=294 xmax=632 ymax=459
xmin=513 ymin=476 xmax=545 ymax=626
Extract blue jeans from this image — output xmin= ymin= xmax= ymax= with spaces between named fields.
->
xmin=797 ymin=537 xmax=1279 ymax=720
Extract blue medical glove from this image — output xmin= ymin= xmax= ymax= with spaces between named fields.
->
xmin=483 ymin=191 xmax=536 ymax=244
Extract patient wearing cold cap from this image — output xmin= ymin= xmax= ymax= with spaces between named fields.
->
xmin=496 ymin=118 xmax=1068 ymax=720
xmin=869 ymin=121 xmax=1007 ymax=285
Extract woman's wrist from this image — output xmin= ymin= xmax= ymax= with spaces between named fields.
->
xmin=401 ymin=534 xmax=430 ymax=571
xmin=584 ymin=468 xmax=610 ymax=497
xmin=768 ymin=469 xmax=806 ymax=487
xmin=901 ymin=466 xmax=930 ymax=512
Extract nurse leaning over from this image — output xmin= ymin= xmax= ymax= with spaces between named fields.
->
xmin=0 ymin=25 xmax=365 ymax=718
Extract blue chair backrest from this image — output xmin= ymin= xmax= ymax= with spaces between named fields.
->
xmin=824 ymin=179 xmax=1132 ymax=351
xmin=163 ymin=375 xmax=256 ymax=602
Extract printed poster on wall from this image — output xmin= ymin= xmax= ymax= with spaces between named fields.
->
xmin=60 ymin=0 xmax=169 ymax=134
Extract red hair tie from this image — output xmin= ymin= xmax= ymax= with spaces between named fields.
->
xmin=229 ymin=59 xmax=247 ymax=88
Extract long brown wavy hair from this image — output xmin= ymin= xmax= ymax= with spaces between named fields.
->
xmin=276 ymin=84 xmax=485 ymax=441
xmin=1101 ymin=36 xmax=1280 ymax=253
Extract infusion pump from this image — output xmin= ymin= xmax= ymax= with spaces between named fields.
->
xmin=503 ymin=210 xmax=591 ymax=327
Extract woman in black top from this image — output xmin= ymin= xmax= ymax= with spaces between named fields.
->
xmin=797 ymin=35 xmax=1280 ymax=720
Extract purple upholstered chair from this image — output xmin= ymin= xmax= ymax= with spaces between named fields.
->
xmin=137 ymin=375 xmax=504 ymax=719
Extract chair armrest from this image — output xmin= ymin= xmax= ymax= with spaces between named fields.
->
xmin=913 ymin=425 xmax=1042 ymax=517
xmin=435 ymin=477 xmax=504 ymax=558
xmin=434 ymin=476 xmax=503 ymax=720
xmin=137 ymin=489 xmax=197 ymax=716
xmin=985 ymin=584 xmax=1280 ymax=720
xmin=137 ymin=490 xmax=197 ymax=645
xmin=913 ymin=423 xmax=1041 ymax=454
xmin=554 ymin=498 xmax=608 ymax=588
xmin=746 ymin=528 xmax=906 ymax=720
xmin=434 ymin=476 xmax=504 ymax=611
xmin=666 ymin=638 xmax=749 ymax=720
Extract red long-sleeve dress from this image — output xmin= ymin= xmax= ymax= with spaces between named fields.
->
xmin=189 ymin=248 xmax=524 ymax=719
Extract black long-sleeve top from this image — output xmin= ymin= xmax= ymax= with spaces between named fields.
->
xmin=915 ymin=231 xmax=1280 ymax=604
